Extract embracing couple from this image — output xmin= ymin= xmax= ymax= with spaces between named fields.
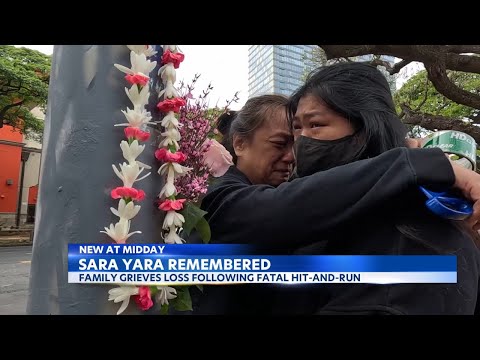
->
xmin=187 ymin=62 xmax=480 ymax=315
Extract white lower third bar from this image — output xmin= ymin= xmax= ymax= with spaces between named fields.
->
xmin=68 ymin=272 xmax=457 ymax=285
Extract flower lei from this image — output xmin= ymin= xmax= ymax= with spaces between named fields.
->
xmin=103 ymin=45 xmax=234 ymax=315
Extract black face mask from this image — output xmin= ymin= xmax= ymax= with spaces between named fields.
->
xmin=293 ymin=134 xmax=366 ymax=177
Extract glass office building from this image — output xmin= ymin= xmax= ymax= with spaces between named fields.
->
xmin=249 ymin=46 xmax=398 ymax=98
xmin=248 ymin=45 xmax=317 ymax=97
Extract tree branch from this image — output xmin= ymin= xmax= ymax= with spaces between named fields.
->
xmin=0 ymin=100 xmax=25 ymax=127
xmin=469 ymin=112 xmax=480 ymax=124
xmin=445 ymin=53 xmax=480 ymax=74
xmin=401 ymin=106 xmax=480 ymax=143
xmin=445 ymin=45 xmax=480 ymax=54
xmin=318 ymin=45 xmax=480 ymax=74
xmin=363 ymin=58 xmax=412 ymax=75
xmin=319 ymin=45 xmax=415 ymax=62
xmin=391 ymin=60 xmax=411 ymax=75
xmin=0 ymin=84 xmax=22 ymax=95
xmin=426 ymin=61 xmax=480 ymax=110
xmin=363 ymin=58 xmax=393 ymax=72
xmin=414 ymin=76 xmax=430 ymax=112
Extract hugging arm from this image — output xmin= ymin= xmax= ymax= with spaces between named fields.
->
xmin=203 ymin=147 xmax=455 ymax=249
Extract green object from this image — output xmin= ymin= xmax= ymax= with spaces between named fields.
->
xmin=195 ymin=216 xmax=211 ymax=243
xmin=0 ymin=45 xmax=50 ymax=140
xmin=172 ymin=286 xmax=193 ymax=311
xmin=181 ymin=202 xmax=208 ymax=236
xmin=421 ymin=130 xmax=477 ymax=171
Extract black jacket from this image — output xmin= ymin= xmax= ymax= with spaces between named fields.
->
xmin=288 ymin=193 xmax=480 ymax=315
xmin=187 ymin=147 xmax=479 ymax=314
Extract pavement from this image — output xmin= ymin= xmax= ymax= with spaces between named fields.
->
xmin=0 ymin=230 xmax=33 ymax=247
xmin=0 ymin=246 xmax=31 ymax=315
xmin=0 ymin=230 xmax=33 ymax=315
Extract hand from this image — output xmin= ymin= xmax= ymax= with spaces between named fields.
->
xmin=450 ymin=161 xmax=480 ymax=230
xmin=406 ymin=138 xmax=422 ymax=149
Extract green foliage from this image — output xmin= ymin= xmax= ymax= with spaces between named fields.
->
xmin=180 ymin=202 xmax=206 ymax=234
xmin=195 ymin=216 xmax=211 ymax=244
xmin=180 ymin=201 xmax=211 ymax=243
xmin=172 ymin=286 xmax=193 ymax=311
xmin=0 ymin=45 xmax=51 ymax=140
xmin=150 ymin=285 xmax=193 ymax=314
xmin=159 ymin=303 xmax=169 ymax=315
xmin=394 ymin=70 xmax=480 ymax=119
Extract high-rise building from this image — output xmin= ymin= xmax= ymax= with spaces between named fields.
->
xmin=248 ymin=46 xmax=398 ymax=98
xmin=248 ymin=45 xmax=317 ymax=98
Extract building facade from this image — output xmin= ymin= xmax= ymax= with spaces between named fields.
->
xmin=248 ymin=45 xmax=317 ymax=97
xmin=0 ymin=107 xmax=43 ymax=228
xmin=248 ymin=46 xmax=399 ymax=98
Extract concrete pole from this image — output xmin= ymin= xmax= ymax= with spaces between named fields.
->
xmin=27 ymin=45 xmax=165 ymax=315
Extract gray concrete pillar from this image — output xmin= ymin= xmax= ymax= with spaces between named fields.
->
xmin=27 ymin=45 xmax=165 ymax=314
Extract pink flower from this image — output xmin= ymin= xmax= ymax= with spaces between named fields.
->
xmin=201 ymin=139 xmax=234 ymax=177
xmin=159 ymin=199 xmax=187 ymax=211
xmin=125 ymin=73 xmax=149 ymax=87
xmin=111 ymin=187 xmax=146 ymax=201
xmin=133 ymin=286 xmax=153 ymax=311
xmin=157 ymin=97 xmax=186 ymax=113
xmin=155 ymin=148 xmax=187 ymax=163
xmin=161 ymin=50 xmax=185 ymax=69
xmin=124 ymin=127 xmax=150 ymax=142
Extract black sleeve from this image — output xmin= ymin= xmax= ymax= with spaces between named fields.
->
xmin=203 ymin=147 xmax=454 ymax=249
xmin=476 ymin=279 xmax=480 ymax=315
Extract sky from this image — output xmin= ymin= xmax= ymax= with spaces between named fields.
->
xmin=14 ymin=45 xmax=422 ymax=104
xmin=14 ymin=45 xmax=250 ymax=110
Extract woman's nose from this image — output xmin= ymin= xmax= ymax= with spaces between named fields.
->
xmin=283 ymin=147 xmax=294 ymax=163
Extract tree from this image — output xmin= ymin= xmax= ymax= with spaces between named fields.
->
xmin=0 ymin=45 xmax=51 ymax=140
xmin=395 ymin=70 xmax=479 ymax=119
xmin=304 ymin=47 xmax=397 ymax=93
xmin=393 ymin=70 xmax=480 ymax=137
xmin=317 ymin=45 xmax=480 ymax=143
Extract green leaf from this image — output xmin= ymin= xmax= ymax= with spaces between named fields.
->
xmin=196 ymin=284 xmax=203 ymax=292
xmin=149 ymin=286 xmax=158 ymax=295
xmin=180 ymin=202 xmax=208 ymax=236
xmin=159 ymin=303 xmax=169 ymax=315
xmin=195 ymin=216 xmax=211 ymax=243
xmin=172 ymin=286 xmax=193 ymax=312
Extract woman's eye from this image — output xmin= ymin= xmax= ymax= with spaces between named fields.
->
xmin=311 ymin=123 xmax=323 ymax=128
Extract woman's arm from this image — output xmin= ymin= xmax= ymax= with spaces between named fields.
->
xmin=202 ymin=147 xmax=456 ymax=249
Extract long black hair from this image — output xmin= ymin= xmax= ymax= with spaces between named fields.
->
xmin=216 ymin=110 xmax=237 ymax=139
xmin=214 ymin=110 xmax=237 ymax=158
xmin=287 ymin=62 xmax=407 ymax=159
xmin=287 ymin=62 xmax=477 ymax=250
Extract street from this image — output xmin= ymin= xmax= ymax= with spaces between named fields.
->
xmin=0 ymin=246 xmax=31 ymax=315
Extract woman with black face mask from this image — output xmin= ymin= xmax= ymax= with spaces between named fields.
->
xmin=187 ymin=93 xmax=480 ymax=316
xmin=285 ymin=62 xmax=480 ymax=315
